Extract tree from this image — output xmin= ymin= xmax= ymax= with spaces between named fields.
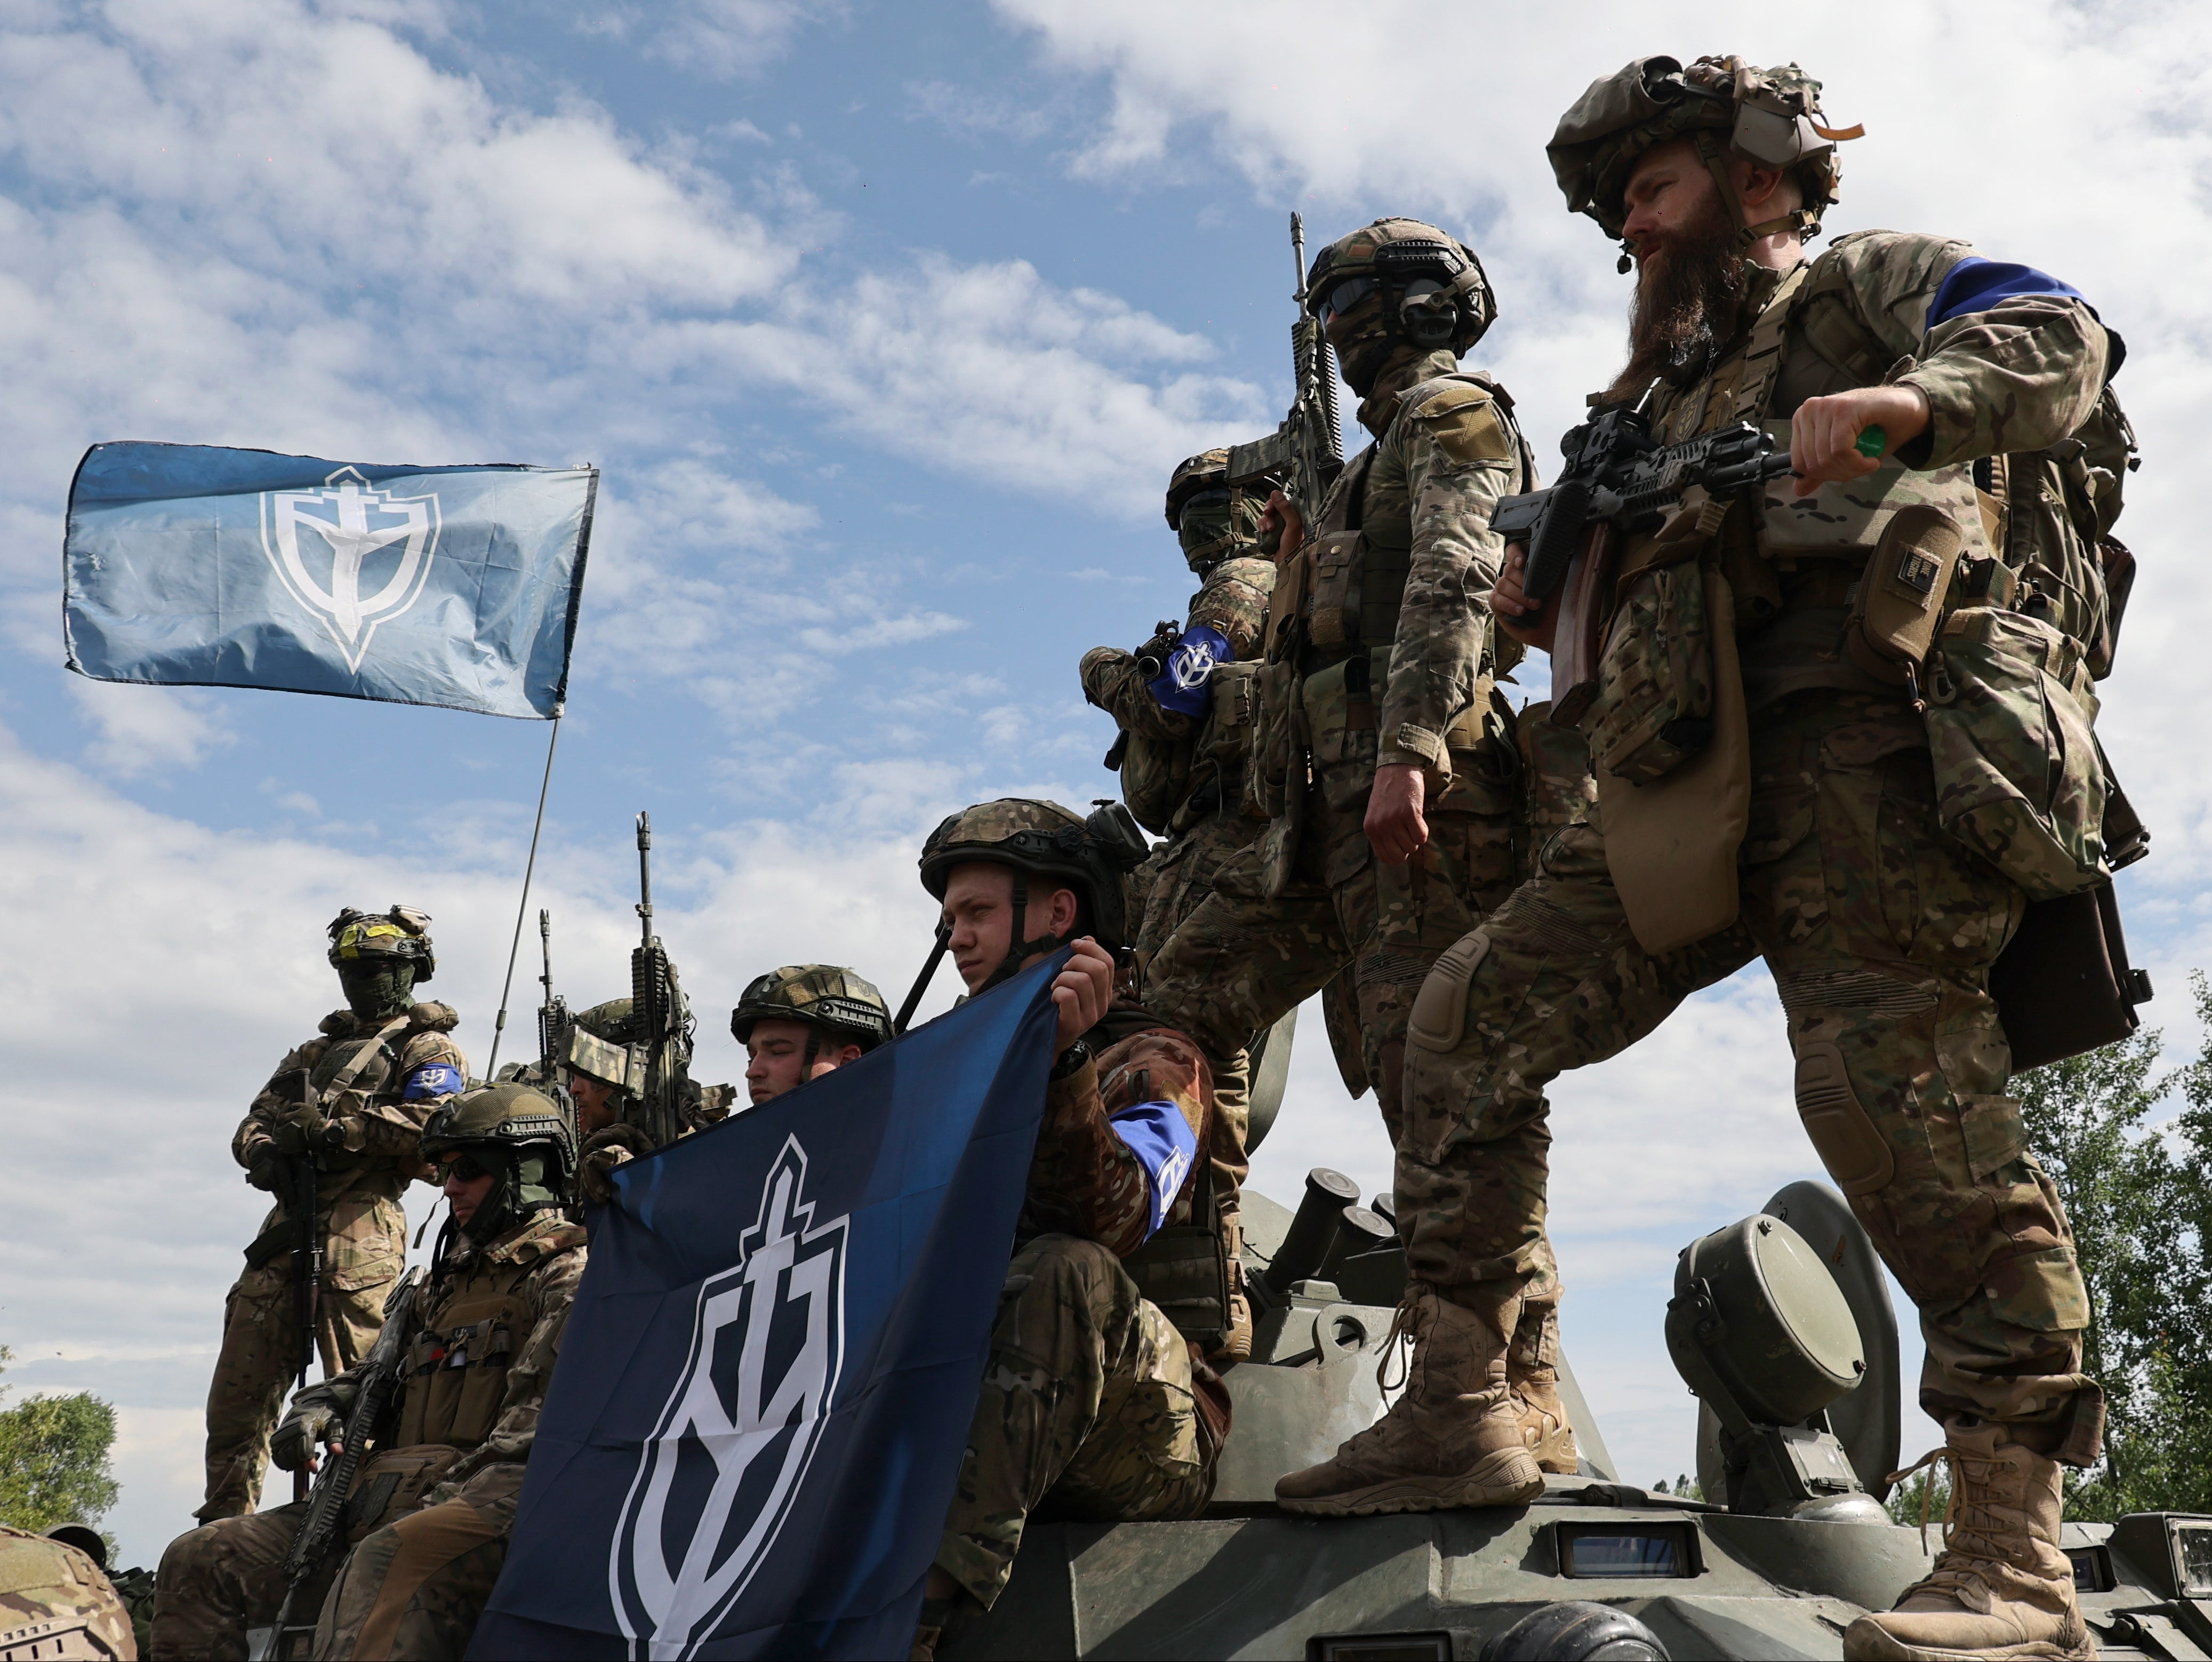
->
xmin=2016 ymin=973 xmax=2212 ymax=1520
xmin=0 ymin=1346 xmax=122 ymax=1534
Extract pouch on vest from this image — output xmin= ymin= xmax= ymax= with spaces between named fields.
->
xmin=1582 ymin=514 xmax=1717 ymax=785
xmin=1244 ymin=657 xmax=1304 ymax=823
xmin=1844 ymin=504 xmax=1966 ymax=682
xmin=1301 ymin=656 xmax=1379 ymax=810
xmin=1305 ymin=529 xmax=1364 ymax=652
xmin=1922 ymin=606 xmax=2107 ymax=899
xmin=1120 ymin=1166 xmax=1231 ymax=1352
xmin=341 ymin=1444 xmax=463 ymax=1544
xmin=1991 ymin=880 xmax=2153 ymax=1073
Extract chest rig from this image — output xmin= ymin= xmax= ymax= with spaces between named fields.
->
xmin=1301 ymin=444 xmax=1412 ymax=672
xmin=392 ymin=1218 xmax=584 ymax=1451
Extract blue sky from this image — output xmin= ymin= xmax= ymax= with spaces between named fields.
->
xmin=4 ymin=0 xmax=2210 ymax=1568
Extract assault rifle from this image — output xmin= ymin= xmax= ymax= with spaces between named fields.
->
xmin=281 ymin=1071 xmax=323 ymax=1505
xmin=247 ymin=1267 xmax=424 ymax=1662
xmin=630 ymin=812 xmax=696 ymax=1149
xmin=1225 ymin=212 xmax=1343 ymax=527
xmin=535 ymin=907 xmax=570 ymax=1087
xmin=1492 ymin=399 xmax=1793 ymax=725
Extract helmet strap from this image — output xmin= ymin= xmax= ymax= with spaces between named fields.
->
xmin=980 ymin=870 xmax=1071 ymax=995
xmin=802 ymin=1028 xmax=821 ymax=1072
xmin=1695 ymin=129 xmax=1816 ymax=245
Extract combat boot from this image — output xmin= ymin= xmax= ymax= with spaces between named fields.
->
xmin=1843 ymin=1420 xmax=2093 ymax=1662
xmin=1275 ymin=1282 xmax=1543 ymax=1516
xmin=1508 ymin=1300 xmax=1578 ymax=1475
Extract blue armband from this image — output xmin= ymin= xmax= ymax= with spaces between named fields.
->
xmin=1927 ymin=257 xmax=2085 ymax=331
xmin=1147 ymin=625 xmax=1233 ymax=720
xmin=1107 ymin=1100 xmax=1199 ymax=1241
xmin=403 ymin=1062 xmax=465 ymax=1100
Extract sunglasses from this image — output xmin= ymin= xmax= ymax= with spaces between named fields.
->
xmin=440 ymin=1154 xmax=496 ymax=1182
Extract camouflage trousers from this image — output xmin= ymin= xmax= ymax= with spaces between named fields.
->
xmin=202 ymin=1197 xmax=407 ymax=1520
xmin=1399 ymin=690 xmax=2101 ymax=1453
xmin=937 ymin=1234 xmax=1215 ymax=1610
xmin=153 ymin=1499 xmax=309 ymax=1659
xmin=311 ymin=1465 xmax=520 ymax=1659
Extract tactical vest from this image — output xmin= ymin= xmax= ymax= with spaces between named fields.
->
xmin=392 ymin=1215 xmax=585 ymax=1451
xmin=1302 ymin=450 xmax=1408 ymax=670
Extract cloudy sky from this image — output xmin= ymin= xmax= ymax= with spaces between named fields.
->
xmin=4 ymin=0 xmax=2208 ymax=1568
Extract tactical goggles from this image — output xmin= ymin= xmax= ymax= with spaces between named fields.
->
xmin=1314 ymin=276 xmax=1378 ymax=325
xmin=439 ymin=1153 xmax=497 ymax=1182
xmin=1173 ymin=487 xmax=1236 ymax=528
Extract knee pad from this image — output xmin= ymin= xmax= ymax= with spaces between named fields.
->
xmin=1408 ymin=930 xmax=1490 ymax=1054
xmin=1793 ymin=1040 xmax=1895 ymax=1196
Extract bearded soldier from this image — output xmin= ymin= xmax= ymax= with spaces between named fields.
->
xmin=908 ymin=800 xmax=1227 ymax=1659
xmin=199 ymin=907 xmax=466 ymax=1522
xmin=1293 ymin=55 xmax=2121 ymax=1662
xmin=730 ymin=964 xmax=893 ymax=1105
xmin=155 ymin=1085 xmax=586 ymax=1660
xmin=1144 ymin=218 xmax=1584 ymax=1473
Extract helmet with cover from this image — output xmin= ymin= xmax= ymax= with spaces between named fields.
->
xmin=563 ymin=997 xmax=644 ymax=1098
xmin=1164 ymin=448 xmax=1272 ymax=576
xmin=1548 ymin=55 xmax=1858 ymax=254
xmin=1303 ymin=218 xmax=1495 ymax=394
xmin=420 ymin=1083 xmax=577 ymax=1238
xmin=918 ymin=797 xmax=1151 ymax=989
xmin=731 ymin=965 xmax=893 ymax=1057
xmin=326 ymin=905 xmax=435 ymax=1019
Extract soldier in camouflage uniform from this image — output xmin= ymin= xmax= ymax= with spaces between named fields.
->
xmin=154 ymin=1085 xmax=586 ymax=1661
xmin=199 ymin=907 xmax=467 ymax=1522
xmin=1144 ymin=218 xmax=1584 ymax=1471
xmin=1293 ymin=54 xmax=2118 ymax=1662
xmin=909 ymin=801 xmax=1227 ymax=1659
xmin=730 ymin=964 xmax=893 ymax=1105
xmin=0 ymin=1524 xmax=137 ymax=1659
xmin=1080 ymin=449 xmax=1281 ymax=1362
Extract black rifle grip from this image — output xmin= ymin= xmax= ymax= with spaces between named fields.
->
xmin=1523 ymin=477 xmax=1591 ymax=604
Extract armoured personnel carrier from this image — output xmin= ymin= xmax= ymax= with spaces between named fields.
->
xmin=948 ymin=1093 xmax=2212 ymax=1660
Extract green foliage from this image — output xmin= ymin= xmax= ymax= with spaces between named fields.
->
xmin=1651 ymin=1473 xmax=1703 ymax=1500
xmin=1888 ymin=1463 xmax=1952 ymax=1531
xmin=2018 ymin=972 xmax=2212 ymax=1521
xmin=0 ymin=1346 xmax=122 ymax=1533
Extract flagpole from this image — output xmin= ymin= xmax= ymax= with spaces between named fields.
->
xmin=484 ymin=712 xmax=562 ymax=1080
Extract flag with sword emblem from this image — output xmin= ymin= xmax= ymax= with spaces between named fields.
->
xmin=63 ymin=441 xmax=594 ymax=718
xmin=469 ymin=950 xmax=1067 ymax=1661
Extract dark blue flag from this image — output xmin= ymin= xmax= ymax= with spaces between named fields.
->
xmin=63 ymin=442 xmax=594 ymax=718
xmin=469 ymin=952 xmax=1065 ymax=1660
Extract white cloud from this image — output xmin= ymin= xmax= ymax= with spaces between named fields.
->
xmin=66 ymin=678 xmax=236 ymax=775
xmin=645 ymin=0 xmax=839 ymax=81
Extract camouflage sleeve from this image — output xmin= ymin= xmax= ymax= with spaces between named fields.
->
xmin=428 ymin=1244 xmax=588 ymax=1500
xmin=1078 ymin=645 xmax=1194 ymax=742
xmin=1017 ymin=1028 xmax=1210 ymax=1258
xmin=233 ymin=1037 xmax=328 ymax=1168
xmin=1377 ymin=382 xmax=1525 ymax=772
xmin=327 ymin=1032 xmax=466 ymax=1159
xmin=1816 ymin=230 xmax=2110 ymax=467
xmin=1187 ymin=557 xmax=1275 ymax=662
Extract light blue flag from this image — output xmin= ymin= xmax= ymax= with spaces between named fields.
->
xmin=63 ymin=442 xmax=596 ymax=719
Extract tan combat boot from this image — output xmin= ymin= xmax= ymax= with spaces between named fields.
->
xmin=1275 ymin=1282 xmax=1544 ymax=1516
xmin=1843 ymin=1421 xmax=2094 ymax=1662
xmin=1509 ymin=1299 xmax=1579 ymax=1475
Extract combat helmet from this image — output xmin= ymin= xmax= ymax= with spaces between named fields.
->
xmin=1303 ymin=219 xmax=1496 ymax=385
xmin=1548 ymin=55 xmax=1863 ymax=259
xmin=731 ymin=965 xmax=893 ymax=1058
xmin=326 ymin=905 xmax=435 ymax=979
xmin=562 ymin=998 xmax=645 ymax=1098
xmin=919 ymin=798 xmax=1151 ymax=988
xmin=1164 ymin=449 xmax=1272 ymax=576
xmin=420 ymin=1083 xmax=577 ymax=1238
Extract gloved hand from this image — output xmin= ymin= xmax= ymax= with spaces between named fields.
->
xmin=244 ymin=1147 xmax=283 ymax=1192
xmin=579 ymin=1142 xmax=633 ymax=1208
xmin=272 ymin=1108 xmax=328 ymax=1157
xmin=270 ymin=1403 xmax=335 ymax=1474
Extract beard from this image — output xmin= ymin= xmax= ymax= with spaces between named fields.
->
xmin=1603 ymin=193 xmax=1751 ymax=405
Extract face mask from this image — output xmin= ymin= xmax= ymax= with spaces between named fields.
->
xmin=339 ymin=961 xmax=416 ymax=1018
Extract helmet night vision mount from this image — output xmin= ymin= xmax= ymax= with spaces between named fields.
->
xmin=1666 ymin=1179 xmax=1900 ymax=1522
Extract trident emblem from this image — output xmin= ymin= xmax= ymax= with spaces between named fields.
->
xmin=259 ymin=466 xmax=441 ymax=672
xmin=611 ymin=1136 xmax=848 ymax=1659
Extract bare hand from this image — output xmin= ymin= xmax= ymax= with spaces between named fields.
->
xmin=1791 ymin=384 xmax=1930 ymax=496
xmin=1365 ymin=764 xmax=1430 ymax=865
xmin=1052 ymin=938 xmax=1116 ymax=1052
xmin=1259 ymin=489 xmax=1305 ymax=563
xmin=1489 ymin=545 xmax=1558 ymax=653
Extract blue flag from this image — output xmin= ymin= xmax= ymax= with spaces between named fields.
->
xmin=469 ymin=953 xmax=1065 ymax=1660
xmin=63 ymin=442 xmax=595 ymax=719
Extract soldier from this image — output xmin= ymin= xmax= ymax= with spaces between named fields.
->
xmin=0 ymin=1524 xmax=137 ymax=1659
xmin=1143 ymin=218 xmax=1583 ymax=1472
xmin=1080 ymin=449 xmax=1280 ymax=1359
xmin=729 ymin=965 xmax=893 ymax=1105
xmin=910 ymin=800 xmax=1227 ymax=1659
xmin=45 ymin=1524 xmax=153 ymax=1657
xmin=1294 ymin=54 xmax=2117 ymax=1662
xmin=153 ymin=1085 xmax=586 ymax=1660
xmin=200 ymin=907 xmax=466 ymax=1522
